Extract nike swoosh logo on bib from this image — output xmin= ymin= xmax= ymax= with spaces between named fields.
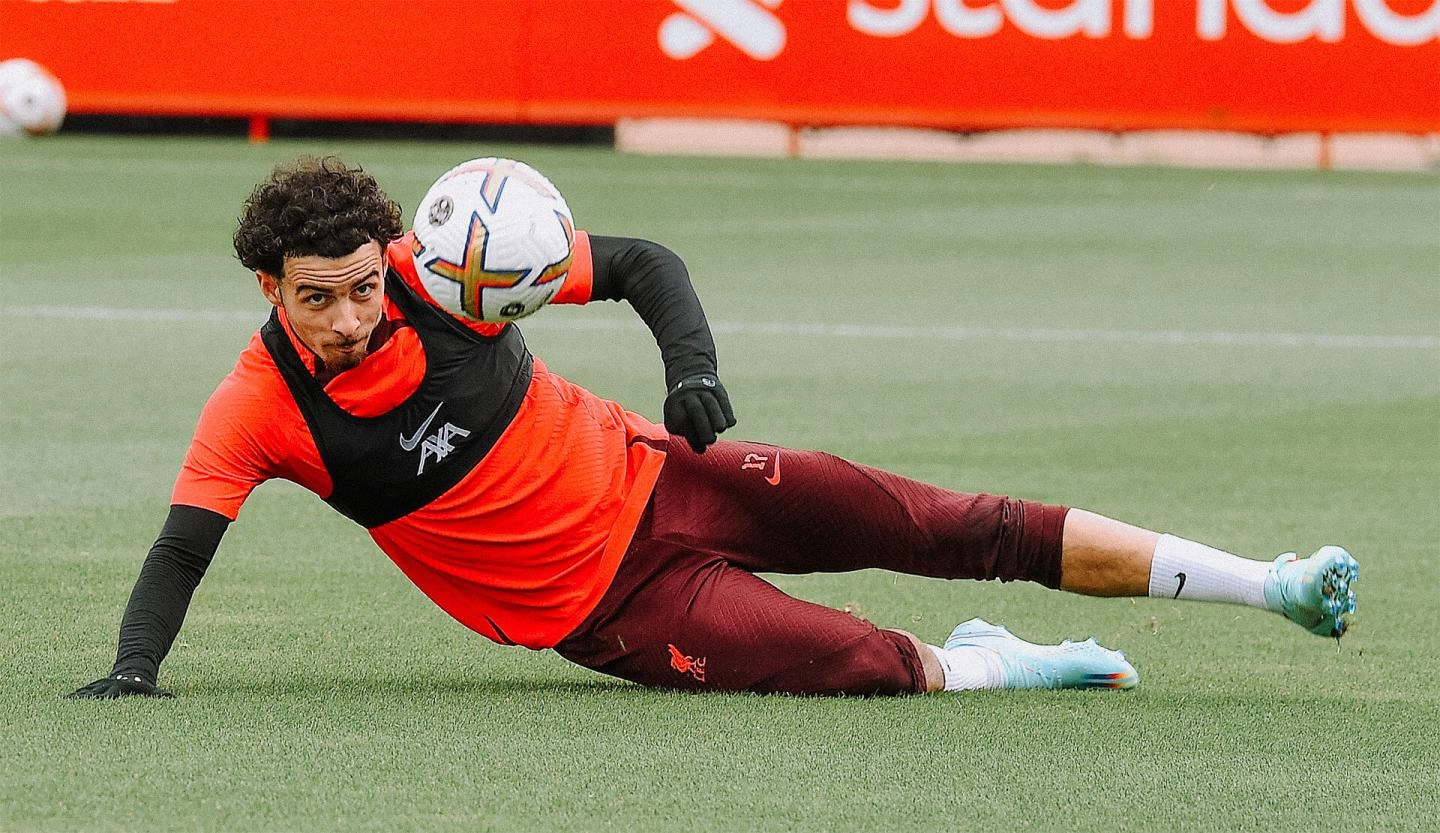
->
xmin=399 ymin=402 xmax=445 ymax=452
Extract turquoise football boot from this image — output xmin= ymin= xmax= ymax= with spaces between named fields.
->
xmin=944 ymin=618 xmax=1137 ymax=690
xmin=1263 ymin=546 xmax=1359 ymax=638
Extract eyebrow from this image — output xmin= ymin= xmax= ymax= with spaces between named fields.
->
xmin=291 ymin=269 xmax=381 ymax=293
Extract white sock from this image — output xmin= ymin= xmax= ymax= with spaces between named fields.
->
xmin=1148 ymin=534 xmax=1270 ymax=609
xmin=929 ymin=645 xmax=1007 ymax=691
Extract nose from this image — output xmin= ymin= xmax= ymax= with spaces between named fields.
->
xmin=331 ymin=299 xmax=364 ymax=339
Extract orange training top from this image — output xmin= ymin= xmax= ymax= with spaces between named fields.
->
xmin=170 ymin=231 xmax=670 ymax=648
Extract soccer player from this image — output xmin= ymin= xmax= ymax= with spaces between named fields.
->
xmin=69 ymin=157 xmax=1357 ymax=699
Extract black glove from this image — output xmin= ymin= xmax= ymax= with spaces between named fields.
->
xmin=663 ymin=374 xmax=736 ymax=454
xmin=67 ymin=673 xmax=174 ymax=699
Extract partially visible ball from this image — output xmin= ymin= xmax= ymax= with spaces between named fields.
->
xmin=411 ymin=158 xmax=575 ymax=323
xmin=0 ymin=59 xmax=67 ymax=138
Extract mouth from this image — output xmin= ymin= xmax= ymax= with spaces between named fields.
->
xmin=324 ymin=340 xmax=366 ymax=367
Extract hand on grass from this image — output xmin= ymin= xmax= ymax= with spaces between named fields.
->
xmin=67 ymin=674 xmax=174 ymax=699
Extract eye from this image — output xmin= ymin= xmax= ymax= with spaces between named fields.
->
xmin=354 ymin=282 xmax=377 ymax=298
xmin=303 ymin=292 xmax=328 ymax=306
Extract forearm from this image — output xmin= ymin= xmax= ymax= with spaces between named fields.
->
xmin=111 ymin=505 xmax=228 ymax=682
xmin=587 ymin=235 xmax=719 ymax=387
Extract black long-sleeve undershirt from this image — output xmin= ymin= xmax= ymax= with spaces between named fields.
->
xmin=587 ymin=235 xmax=719 ymax=389
xmin=106 ymin=235 xmax=718 ymax=684
xmin=110 ymin=505 xmax=229 ymax=682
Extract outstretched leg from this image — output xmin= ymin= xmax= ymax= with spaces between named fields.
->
xmin=919 ymin=511 xmax=1358 ymax=694
xmin=1057 ymin=509 xmax=1358 ymax=638
xmin=653 ymin=441 xmax=1357 ymax=639
xmin=595 ymin=440 xmax=1357 ymax=696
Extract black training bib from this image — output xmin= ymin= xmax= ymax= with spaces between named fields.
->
xmin=261 ymin=271 xmax=532 ymax=528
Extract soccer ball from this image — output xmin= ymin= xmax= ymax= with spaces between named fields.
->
xmin=0 ymin=59 xmax=67 ymax=138
xmin=411 ymin=158 xmax=575 ymax=323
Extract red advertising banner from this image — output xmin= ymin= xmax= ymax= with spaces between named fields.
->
xmin=3 ymin=0 xmax=1437 ymax=133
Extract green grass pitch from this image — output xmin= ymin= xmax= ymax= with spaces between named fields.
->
xmin=1 ymin=136 xmax=1437 ymax=832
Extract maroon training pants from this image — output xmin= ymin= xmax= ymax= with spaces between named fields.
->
xmin=552 ymin=439 xmax=1068 ymax=696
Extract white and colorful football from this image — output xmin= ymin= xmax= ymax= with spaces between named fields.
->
xmin=0 ymin=58 xmax=67 ymax=138
xmin=411 ymin=157 xmax=575 ymax=323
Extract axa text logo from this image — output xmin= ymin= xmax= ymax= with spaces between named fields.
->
xmin=399 ymin=402 xmax=472 ymax=475
xmin=660 ymin=0 xmax=786 ymax=60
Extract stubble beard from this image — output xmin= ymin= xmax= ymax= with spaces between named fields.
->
xmin=324 ymin=345 xmax=367 ymax=373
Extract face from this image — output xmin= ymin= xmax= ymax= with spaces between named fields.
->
xmin=258 ymin=241 xmax=385 ymax=374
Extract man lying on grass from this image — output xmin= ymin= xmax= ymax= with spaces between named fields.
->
xmin=71 ymin=156 xmax=1357 ymax=699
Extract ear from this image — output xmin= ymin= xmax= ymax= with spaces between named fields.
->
xmin=257 ymin=271 xmax=282 ymax=307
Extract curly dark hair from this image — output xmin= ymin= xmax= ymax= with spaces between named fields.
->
xmin=233 ymin=155 xmax=405 ymax=277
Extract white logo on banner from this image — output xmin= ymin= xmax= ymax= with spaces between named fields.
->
xmin=1200 ymin=0 xmax=1440 ymax=44
xmin=660 ymin=0 xmax=787 ymax=59
xmin=658 ymin=0 xmax=1438 ymax=60
xmin=845 ymin=0 xmax=1439 ymax=45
